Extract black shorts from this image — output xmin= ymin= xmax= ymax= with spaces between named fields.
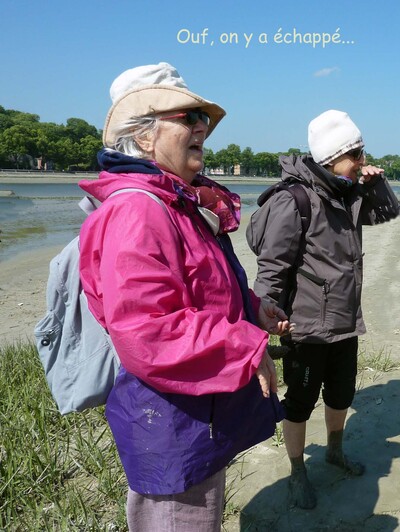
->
xmin=282 ymin=337 xmax=358 ymax=423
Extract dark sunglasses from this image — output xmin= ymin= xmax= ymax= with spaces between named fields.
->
xmin=347 ymin=147 xmax=365 ymax=161
xmin=159 ymin=110 xmax=210 ymax=127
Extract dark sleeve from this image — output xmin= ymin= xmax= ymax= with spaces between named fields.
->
xmin=359 ymin=176 xmax=400 ymax=225
xmin=246 ymin=191 xmax=303 ymax=306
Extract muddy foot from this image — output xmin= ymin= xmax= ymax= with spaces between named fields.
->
xmin=288 ymin=470 xmax=317 ymax=509
xmin=325 ymin=451 xmax=365 ymax=476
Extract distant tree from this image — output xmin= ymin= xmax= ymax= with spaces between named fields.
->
xmin=215 ymin=145 xmax=242 ymax=174
xmin=215 ymin=148 xmax=230 ymax=174
xmin=240 ymin=147 xmax=255 ymax=175
xmin=7 ymin=110 xmax=41 ymax=125
xmin=254 ymin=152 xmax=280 ymax=176
xmin=0 ymin=113 xmax=13 ymax=133
xmin=0 ymin=124 xmax=38 ymax=168
xmin=203 ymin=147 xmax=218 ymax=171
xmin=225 ymin=144 xmax=241 ymax=174
xmin=51 ymin=137 xmax=79 ymax=170
xmin=365 ymin=152 xmax=378 ymax=166
xmin=34 ymin=123 xmax=64 ymax=167
xmin=380 ymin=155 xmax=400 ymax=180
xmin=65 ymin=118 xmax=99 ymax=142
xmin=79 ymin=136 xmax=103 ymax=169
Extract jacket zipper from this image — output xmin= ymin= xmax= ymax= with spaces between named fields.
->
xmin=298 ymin=267 xmax=330 ymax=301
xmin=209 ymin=395 xmax=215 ymax=439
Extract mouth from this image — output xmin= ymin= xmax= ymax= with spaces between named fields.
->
xmin=189 ymin=137 xmax=205 ymax=153
xmin=189 ymin=144 xmax=203 ymax=154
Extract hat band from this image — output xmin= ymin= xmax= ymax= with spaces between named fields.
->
xmin=318 ymin=139 xmax=364 ymax=165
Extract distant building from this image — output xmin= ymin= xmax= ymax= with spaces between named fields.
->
xmin=206 ymin=167 xmax=225 ymax=176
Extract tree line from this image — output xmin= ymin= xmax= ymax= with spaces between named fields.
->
xmin=204 ymin=145 xmax=400 ymax=180
xmin=1 ymin=106 xmax=399 ymax=179
xmin=0 ymin=106 xmax=102 ymax=171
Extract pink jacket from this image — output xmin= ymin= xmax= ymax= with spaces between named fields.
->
xmin=79 ymin=170 xmax=268 ymax=396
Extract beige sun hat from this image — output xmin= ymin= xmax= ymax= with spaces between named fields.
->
xmin=103 ymin=62 xmax=226 ymax=147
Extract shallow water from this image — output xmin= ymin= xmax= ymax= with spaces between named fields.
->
xmin=1 ymin=182 xmax=399 ymax=262
xmin=0 ymin=183 xmax=86 ymax=261
xmin=0 ymin=182 xmax=268 ymax=261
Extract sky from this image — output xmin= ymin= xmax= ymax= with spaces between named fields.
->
xmin=1 ymin=0 xmax=400 ymax=158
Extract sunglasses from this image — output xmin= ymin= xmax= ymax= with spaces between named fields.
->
xmin=347 ymin=147 xmax=365 ymax=161
xmin=159 ymin=110 xmax=210 ymax=127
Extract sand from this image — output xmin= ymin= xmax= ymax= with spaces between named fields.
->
xmin=1 ymin=190 xmax=400 ymax=530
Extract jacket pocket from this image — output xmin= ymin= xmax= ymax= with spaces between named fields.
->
xmin=298 ymin=268 xmax=329 ymax=327
xmin=298 ymin=267 xmax=357 ymax=335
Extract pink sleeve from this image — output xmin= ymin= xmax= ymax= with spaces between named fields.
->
xmin=81 ymin=197 xmax=268 ymax=396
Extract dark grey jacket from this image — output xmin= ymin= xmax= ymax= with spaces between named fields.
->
xmin=246 ymin=155 xmax=400 ymax=344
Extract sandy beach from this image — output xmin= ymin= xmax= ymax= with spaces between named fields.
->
xmin=2 ymin=210 xmax=400 ymax=356
xmin=1 ymin=181 xmax=400 ymax=530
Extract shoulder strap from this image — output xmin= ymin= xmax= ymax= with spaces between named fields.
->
xmin=255 ymin=181 xmax=312 ymax=314
xmin=78 ymin=187 xmax=168 ymax=216
xmin=108 ymin=187 xmax=166 ymax=212
xmin=285 ymin=183 xmax=311 ymax=235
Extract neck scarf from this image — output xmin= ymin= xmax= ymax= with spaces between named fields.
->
xmin=97 ymin=148 xmax=241 ymax=234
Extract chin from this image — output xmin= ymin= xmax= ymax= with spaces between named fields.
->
xmin=189 ymin=162 xmax=204 ymax=175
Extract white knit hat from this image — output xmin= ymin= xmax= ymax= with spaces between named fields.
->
xmin=308 ymin=110 xmax=364 ymax=165
xmin=103 ymin=62 xmax=226 ymax=146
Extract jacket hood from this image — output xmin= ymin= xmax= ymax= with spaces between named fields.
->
xmin=279 ymin=154 xmax=316 ymax=185
xmin=279 ymin=154 xmax=356 ymax=200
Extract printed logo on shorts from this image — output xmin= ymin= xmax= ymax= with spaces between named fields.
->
xmin=303 ymin=366 xmax=310 ymax=387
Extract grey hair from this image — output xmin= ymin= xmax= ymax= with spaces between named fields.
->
xmin=110 ymin=115 xmax=159 ymax=158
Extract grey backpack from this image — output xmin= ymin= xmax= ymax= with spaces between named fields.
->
xmin=34 ymin=188 xmax=165 ymax=414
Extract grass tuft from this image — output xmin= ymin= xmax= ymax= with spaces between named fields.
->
xmin=358 ymin=344 xmax=399 ymax=374
xmin=0 ymin=342 xmax=127 ymax=531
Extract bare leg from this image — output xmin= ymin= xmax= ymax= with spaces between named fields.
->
xmin=283 ymin=419 xmax=317 ymax=509
xmin=325 ymin=405 xmax=365 ymax=475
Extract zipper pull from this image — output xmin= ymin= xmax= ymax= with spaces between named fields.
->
xmin=41 ymin=329 xmax=55 ymax=346
xmin=209 ymin=422 xmax=213 ymax=439
xmin=322 ymin=281 xmax=330 ymax=302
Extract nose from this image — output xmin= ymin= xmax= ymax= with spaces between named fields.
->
xmin=193 ymin=118 xmax=208 ymax=135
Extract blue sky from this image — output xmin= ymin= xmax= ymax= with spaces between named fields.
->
xmin=1 ymin=0 xmax=399 ymax=157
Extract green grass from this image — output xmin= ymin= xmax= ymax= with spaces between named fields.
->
xmin=3 ymin=340 xmax=396 ymax=530
xmin=0 ymin=342 xmax=127 ymax=531
xmin=358 ymin=343 xmax=399 ymax=374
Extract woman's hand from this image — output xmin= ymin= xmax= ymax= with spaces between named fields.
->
xmin=359 ymin=165 xmax=384 ymax=184
xmin=256 ymin=349 xmax=277 ymax=398
xmin=258 ymin=302 xmax=295 ymax=336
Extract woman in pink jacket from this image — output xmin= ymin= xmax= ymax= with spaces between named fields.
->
xmin=79 ymin=62 xmax=290 ymax=531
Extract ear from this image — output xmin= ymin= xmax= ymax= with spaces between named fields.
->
xmin=136 ymin=133 xmax=155 ymax=155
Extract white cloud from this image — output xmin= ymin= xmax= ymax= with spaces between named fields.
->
xmin=314 ymin=67 xmax=340 ymax=77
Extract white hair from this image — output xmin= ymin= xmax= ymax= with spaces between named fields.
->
xmin=110 ymin=115 xmax=158 ymax=158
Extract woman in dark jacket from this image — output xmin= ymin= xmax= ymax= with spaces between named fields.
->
xmin=247 ymin=109 xmax=399 ymax=509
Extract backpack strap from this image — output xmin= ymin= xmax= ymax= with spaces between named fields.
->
xmin=108 ymin=187 xmax=166 ymax=212
xmin=78 ymin=195 xmax=101 ymax=215
xmin=285 ymin=183 xmax=311 ymax=237
xmin=78 ymin=187 xmax=168 ymax=216
xmin=258 ymin=181 xmax=311 ymax=252
xmin=257 ymin=181 xmax=312 ymax=315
